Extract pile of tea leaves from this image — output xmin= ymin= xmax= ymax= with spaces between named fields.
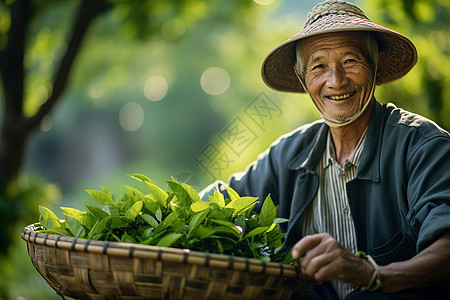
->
xmin=38 ymin=174 xmax=290 ymax=263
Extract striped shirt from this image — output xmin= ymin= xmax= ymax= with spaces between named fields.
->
xmin=302 ymin=129 xmax=367 ymax=299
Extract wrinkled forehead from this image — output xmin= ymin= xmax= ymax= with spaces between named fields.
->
xmin=298 ymin=31 xmax=371 ymax=60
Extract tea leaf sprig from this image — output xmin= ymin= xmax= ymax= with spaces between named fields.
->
xmin=38 ymin=174 xmax=289 ymax=262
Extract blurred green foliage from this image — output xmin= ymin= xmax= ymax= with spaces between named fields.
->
xmin=364 ymin=0 xmax=450 ymax=129
xmin=0 ymin=0 xmax=448 ymax=299
xmin=0 ymin=173 xmax=60 ymax=299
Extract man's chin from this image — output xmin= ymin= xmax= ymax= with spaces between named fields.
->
xmin=321 ymin=109 xmax=362 ymax=125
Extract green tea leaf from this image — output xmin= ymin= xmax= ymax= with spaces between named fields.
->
xmin=274 ymin=217 xmax=289 ymax=224
xmin=146 ymin=182 xmax=169 ymax=206
xmin=141 ymin=214 xmax=159 ymax=228
xmin=156 ymin=233 xmax=183 ymax=247
xmin=88 ymin=216 xmax=111 ymax=239
xmin=189 ymin=210 xmax=209 ymax=235
xmin=39 ymin=206 xmax=60 ymax=229
xmin=154 ymin=211 xmax=177 ymax=234
xmin=124 ymin=185 xmax=145 ymax=199
xmin=212 ymin=226 xmax=241 ymax=238
xmin=225 ymin=196 xmax=258 ymax=217
xmin=224 ymin=186 xmax=240 ymax=201
xmin=105 ymin=203 xmax=120 ymax=217
xmin=121 ymin=231 xmax=137 ymax=243
xmin=210 ymin=190 xmax=225 ymax=207
xmin=258 ymin=195 xmax=276 ymax=227
xmin=86 ymin=189 xmax=114 ymax=205
xmin=127 ymin=173 xmax=156 ymax=185
xmin=125 ymin=201 xmax=143 ymax=220
xmin=60 ymin=207 xmax=84 ymax=220
xmin=190 ymin=201 xmax=210 ymax=212
xmin=243 ymin=226 xmax=270 ymax=239
xmin=40 ymin=227 xmax=73 ymax=236
xmin=155 ymin=207 xmax=162 ymax=222
xmin=85 ymin=205 xmax=110 ymax=220
xmin=194 ymin=226 xmax=216 ymax=239
xmin=210 ymin=219 xmax=240 ymax=233
xmin=101 ymin=186 xmax=113 ymax=199
xmin=166 ymin=180 xmax=193 ymax=208
xmin=79 ymin=212 xmax=96 ymax=230
xmin=64 ymin=214 xmax=87 ymax=238
xmin=142 ymin=195 xmax=160 ymax=214
xmin=178 ymin=181 xmax=201 ymax=202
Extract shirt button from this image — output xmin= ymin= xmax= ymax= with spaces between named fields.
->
xmin=343 ymin=206 xmax=349 ymax=213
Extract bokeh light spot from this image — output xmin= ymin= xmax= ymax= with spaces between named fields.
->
xmin=144 ymin=75 xmax=168 ymax=101
xmin=200 ymin=67 xmax=230 ymax=96
xmin=161 ymin=19 xmax=186 ymax=40
xmin=88 ymin=82 xmax=106 ymax=99
xmin=119 ymin=102 xmax=144 ymax=132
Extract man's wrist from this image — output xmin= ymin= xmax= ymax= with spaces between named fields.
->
xmin=356 ymin=251 xmax=382 ymax=291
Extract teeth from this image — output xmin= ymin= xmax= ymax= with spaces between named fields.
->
xmin=329 ymin=93 xmax=352 ymax=100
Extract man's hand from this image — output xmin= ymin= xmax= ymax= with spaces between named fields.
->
xmin=291 ymin=233 xmax=373 ymax=287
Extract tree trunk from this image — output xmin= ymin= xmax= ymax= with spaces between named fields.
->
xmin=0 ymin=0 xmax=110 ymax=254
xmin=0 ymin=0 xmax=110 ymax=191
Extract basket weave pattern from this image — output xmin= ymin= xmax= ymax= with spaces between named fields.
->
xmin=22 ymin=225 xmax=315 ymax=299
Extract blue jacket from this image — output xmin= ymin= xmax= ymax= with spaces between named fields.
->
xmin=202 ymin=101 xmax=450 ymax=267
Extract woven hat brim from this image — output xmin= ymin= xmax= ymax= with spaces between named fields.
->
xmin=261 ymin=15 xmax=418 ymax=93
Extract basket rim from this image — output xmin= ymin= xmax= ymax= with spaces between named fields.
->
xmin=22 ymin=223 xmax=306 ymax=279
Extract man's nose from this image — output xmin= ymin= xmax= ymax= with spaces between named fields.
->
xmin=326 ymin=67 xmax=349 ymax=89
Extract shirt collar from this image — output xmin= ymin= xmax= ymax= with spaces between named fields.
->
xmin=323 ymin=129 xmax=368 ymax=169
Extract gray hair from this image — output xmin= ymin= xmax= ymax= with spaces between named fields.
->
xmin=294 ymin=32 xmax=379 ymax=82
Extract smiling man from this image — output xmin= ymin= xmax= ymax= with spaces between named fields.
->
xmin=201 ymin=1 xmax=450 ymax=299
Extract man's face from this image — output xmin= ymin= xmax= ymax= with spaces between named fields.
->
xmin=301 ymin=32 xmax=375 ymax=124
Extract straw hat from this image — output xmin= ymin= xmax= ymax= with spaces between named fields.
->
xmin=261 ymin=0 xmax=418 ymax=93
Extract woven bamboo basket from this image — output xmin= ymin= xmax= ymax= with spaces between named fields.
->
xmin=22 ymin=224 xmax=315 ymax=300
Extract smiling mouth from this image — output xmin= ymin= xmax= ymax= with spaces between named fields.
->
xmin=326 ymin=91 xmax=357 ymax=100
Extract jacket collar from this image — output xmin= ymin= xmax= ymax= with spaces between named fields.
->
xmin=355 ymin=101 xmax=384 ymax=182
xmin=286 ymin=101 xmax=385 ymax=182
xmin=287 ymin=123 xmax=328 ymax=171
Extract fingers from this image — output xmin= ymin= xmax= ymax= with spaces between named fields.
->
xmin=291 ymin=233 xmax=362 ymax=283
xmin=291 ymin=233 xmax=327 ymax=260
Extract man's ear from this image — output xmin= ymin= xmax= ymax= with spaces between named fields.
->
xmin=375 ymin=51 xmax=386 ymax=85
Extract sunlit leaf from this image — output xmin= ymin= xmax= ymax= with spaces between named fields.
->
xmin=39 ymin=206 xmax=60 ymax=229
xmin=224 ymin=186 xmax=240 ymax=201
xmin=125 ymin=200 xmax=143 ymax=220
xmin=146 ymin=182 xmax=168 ymax=206
xmin=258 ymin=194 xmax=276 ymax=227
xmin=127 ymin=173 xmax=156 ymax=185
xmin=210 ymin=190 xmax=225 ymax=207
xmin=225 ymin=196 xmax=258 ymax=217
xmin=85 ymin=205 xmax=110 ymax=220
xmin=85 ymin=189 xmax=114 ymax=205
xmin=60 ymin=207 xmax=84 ymax=221
xmin=190 ymin=200 xmax=210 ymax=212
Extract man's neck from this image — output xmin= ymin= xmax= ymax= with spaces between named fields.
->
xmin=329 ymin=100 xmax=374 ymax=166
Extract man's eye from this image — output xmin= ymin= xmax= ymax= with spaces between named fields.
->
xmin=312 ymin=64 xmax=325 ymax=70
xmin=344 ymin=59 xmax=356 ymax=64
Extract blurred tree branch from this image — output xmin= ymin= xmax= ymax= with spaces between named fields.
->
xmin=0 ymin=0 xmax=110 ymax=191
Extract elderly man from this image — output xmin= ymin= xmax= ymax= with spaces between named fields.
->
xmin=201 ymin=1 xmax=450 ymax=299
